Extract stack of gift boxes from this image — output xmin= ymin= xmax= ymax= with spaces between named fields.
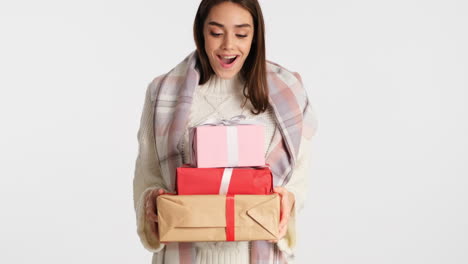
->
xmin=156 ymin=118 xmax=280 ymax=242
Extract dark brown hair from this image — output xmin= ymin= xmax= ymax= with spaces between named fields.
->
xmin=193 ymin=0 xmax=268 ymax=114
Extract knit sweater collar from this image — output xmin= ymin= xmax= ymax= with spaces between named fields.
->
xmin=197 ymin=74 xmax=243 ymax=95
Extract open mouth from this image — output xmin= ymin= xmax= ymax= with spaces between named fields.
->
xmin=217 ymin=55 xmax=238 ymax=68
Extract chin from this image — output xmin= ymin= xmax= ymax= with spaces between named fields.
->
xmin=215 ymin=70 xmax=238 ymax=80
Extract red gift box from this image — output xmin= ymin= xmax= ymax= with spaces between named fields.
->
xmin=176 ymin=165 xmax=273 ymax=195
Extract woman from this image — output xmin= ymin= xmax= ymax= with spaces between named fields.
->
xmin=133 ymin=0 xmax=317 ymax=263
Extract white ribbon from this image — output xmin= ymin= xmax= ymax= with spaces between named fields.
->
xmin=226 ymin=127 xmax=238 ymax=167
xmin=194 ymin=115 xmax=261 ymax=127
xmin=219 ymin=168 xmax=234 ymax=195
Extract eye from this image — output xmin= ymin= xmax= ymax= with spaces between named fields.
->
xmin=210 ymin=32 xmax=223 ymax=37
xmin=236 ymin=34 xmax=248 ymax=38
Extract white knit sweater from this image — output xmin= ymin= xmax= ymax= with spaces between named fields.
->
xmin=134 ymin=75 xmax=313 ymax=264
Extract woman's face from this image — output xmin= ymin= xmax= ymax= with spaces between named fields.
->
xmin=203 ymin=2 xmax=254 ymax=80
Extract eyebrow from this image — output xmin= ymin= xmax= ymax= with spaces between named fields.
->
xmin=208 ymin=21 xmax=252 ymax=28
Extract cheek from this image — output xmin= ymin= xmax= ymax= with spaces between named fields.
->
xmin=204 ymin=37 xmax=212 ymax=53
xmin=204 ymin=38 xmax=220 ymax=57
xmin=241 ymin=39 xmax=253 ymax=55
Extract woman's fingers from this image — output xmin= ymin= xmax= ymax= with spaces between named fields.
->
xmin=145 ymin=189 xmax=162 ymax=222
xmin=268 ymin=221 xmax=287 ymax=243
xmin=143 ymin=189 xmax=163 ymax=239
xmin=150 ymin=222 xmax=155 ymax=235
xmin=278 ymin=225 xmax=287 ymax=239
xmin=279 ymin=211 xmax=290 ymax=231
xmin=147 ymin=211 xmax=159 ymax=222
xmin=273 ymin=186 xmax=291 ymax=240
xmin=278 ymin=210 xmax=290 ymax=238
xmin=274 ymin=187 xmax=289 ymax=220
xmin=149 ymin=221 xmax=161 ymax=239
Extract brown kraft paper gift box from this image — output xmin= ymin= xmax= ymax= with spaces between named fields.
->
xmin=157 ymin=194 xmax=280 ymax=242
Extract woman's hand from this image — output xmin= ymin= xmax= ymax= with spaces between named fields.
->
xmin=145 ymin=188 xmax=166 ymax=237
xmin=269 ymin=186 xmax=295 ymax=243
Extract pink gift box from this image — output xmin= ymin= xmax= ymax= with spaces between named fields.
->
xmin=189 ymin=124 xmax=265 ymax=168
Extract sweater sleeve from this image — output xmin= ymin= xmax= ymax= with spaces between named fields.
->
xmin=133 ymin=84 xmax=167 ymax=253
xmin=277 ymin=99 xmax=318 ymax=262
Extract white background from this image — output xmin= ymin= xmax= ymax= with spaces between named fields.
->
xmin=0 ymin=0 xmax=467 ymax=263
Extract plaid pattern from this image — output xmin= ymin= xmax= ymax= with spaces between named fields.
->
xmin=149 ymin=51 xmax=314 ymax=264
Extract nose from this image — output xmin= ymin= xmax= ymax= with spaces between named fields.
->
xmin=221 ymin=34 xmax=234 ymax=50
